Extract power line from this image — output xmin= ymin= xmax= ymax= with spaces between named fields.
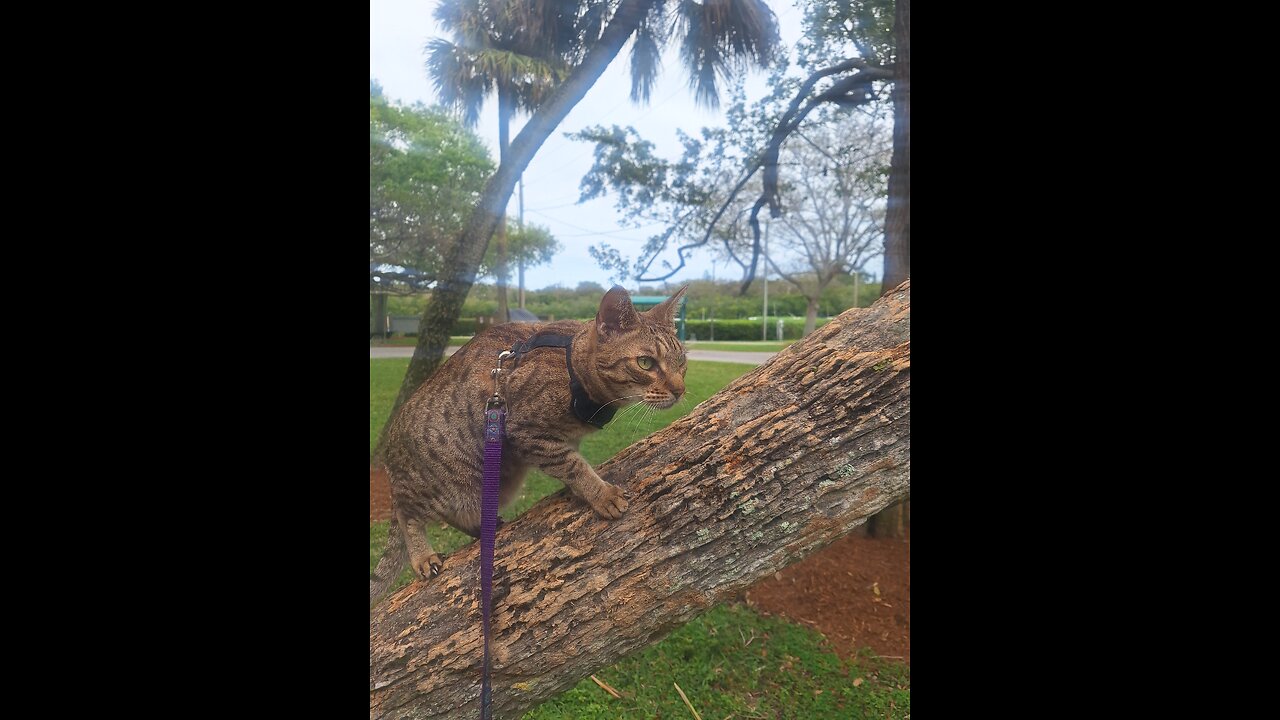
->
xmin=525 ymin=208 xmax=667 ymax=238
xmin=523 ymin=84 xmax=688 ymax=184
xmin=525 ymin=198 xmax=590 ymax=212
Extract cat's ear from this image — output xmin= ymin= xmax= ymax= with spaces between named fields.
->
xmin=595 ymin=285 xmax=640 ymax=339
xmin=645 ymin=285 xmax=688 ymax=326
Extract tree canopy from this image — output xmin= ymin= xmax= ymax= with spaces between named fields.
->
xmin=369 ymin=85 xmax=494 ymax=290
xmin=379 ymin=0 xmax=784 ymax=429
xmin=571 ymin=0 xmax=900 ymax=295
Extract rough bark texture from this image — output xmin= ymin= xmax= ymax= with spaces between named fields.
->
xmin=370 ymin=281 xmax=911 ymax=719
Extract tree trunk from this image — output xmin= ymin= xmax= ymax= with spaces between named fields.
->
xmin=370 ymin=280 xmax=911 ymax=719
xmin=804 ymin=295 xmax=819 ymax=335
xmin=372 ymin=292 xmax=387 ymax=340
xmin=880 ymin=0 xmax=910 ymax=294
xmin=867 ymin=499 xmax=905 ymax=538
xmin=375 ymin=0 xmax=663 ymax=459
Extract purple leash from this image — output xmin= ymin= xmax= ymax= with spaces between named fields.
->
xmin=480 ymin=352 xmax=512 ymax=720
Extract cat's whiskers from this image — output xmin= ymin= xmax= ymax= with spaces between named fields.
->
xmin=587 ymin=394 xmax=645 ymax=424
xmin=614 ymin=401 xmax=645 ymax=431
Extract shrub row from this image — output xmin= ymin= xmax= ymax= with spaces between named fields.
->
xmin=682 ymin=317 xmax=830 ymax=341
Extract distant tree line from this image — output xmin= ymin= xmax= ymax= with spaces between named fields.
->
xmin=381 ymin=273 xmax=879 ymax=331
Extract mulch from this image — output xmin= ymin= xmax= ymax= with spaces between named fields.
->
xmin=370 ymin=467 xmax=908 ymax=664
xmin=744 ymin=527 xmax=909 ymax=664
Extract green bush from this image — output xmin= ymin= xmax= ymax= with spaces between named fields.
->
xmin=451 ymin=318 xmax=478 ymax=335
xmin=683 ymin=317 xmax=829 ymax=341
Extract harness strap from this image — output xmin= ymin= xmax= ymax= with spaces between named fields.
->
xmin=508 ymin=332 xmax=618 ymax=428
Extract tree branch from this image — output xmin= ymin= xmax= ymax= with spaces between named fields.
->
xmin=635 ymin=58 xmax=890 ymax=290
xmin=370 ymin=280 xmax=912 ymax=719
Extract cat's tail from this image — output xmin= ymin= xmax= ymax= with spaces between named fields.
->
xmin=370 ymin=515 xmax=408 ymax=608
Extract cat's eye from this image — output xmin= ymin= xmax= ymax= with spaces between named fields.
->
xmin=637 ymin=356 xmax=655 ymax=370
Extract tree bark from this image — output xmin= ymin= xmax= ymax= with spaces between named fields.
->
xmin=377 ymin=0 xmax=663 ymax=455
xmin=880 ymin=0 xmax=910 ymax=294
xmin=370 ymin=280 xmax=911 ymax=719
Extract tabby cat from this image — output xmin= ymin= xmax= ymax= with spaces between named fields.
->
xmin=370 ymin=285 xmax=688 ymax=605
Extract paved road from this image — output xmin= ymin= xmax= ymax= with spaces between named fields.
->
xmin=370 ymin=345 xmax=776 ymax=366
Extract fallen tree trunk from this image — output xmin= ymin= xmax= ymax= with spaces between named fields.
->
xmin=371 ymin=280 xmax=911 ymax=719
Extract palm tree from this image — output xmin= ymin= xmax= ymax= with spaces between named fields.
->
xmin=427 ymin=0 xmax=608 ymax=322
xmin=381 ymin=0 xmax=781 ymax=435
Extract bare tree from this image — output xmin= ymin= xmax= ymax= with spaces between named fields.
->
xmin=759 ymin=110 xmax=889 ymax=334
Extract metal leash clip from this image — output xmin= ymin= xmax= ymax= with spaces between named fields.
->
xmin=487 ymin=350 xmax=513 ymax=409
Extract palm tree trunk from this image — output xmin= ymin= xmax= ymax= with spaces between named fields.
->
xmin=880 ymin=0 xmax=910 ymax=294
xmin=374 ymin=0 xmax=665 ymax=460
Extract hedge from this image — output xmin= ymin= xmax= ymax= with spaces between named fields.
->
xmin=682 ymin=317 xmax=830 ymax=341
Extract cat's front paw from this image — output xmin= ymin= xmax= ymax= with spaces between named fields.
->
xmin=590 ymin=483 xmax=630 ymax=520
xmin=411 ymin=552 xmax=444 ymax=580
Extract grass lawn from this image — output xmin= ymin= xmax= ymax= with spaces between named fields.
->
xmin=369 ymin=358 xmax=909 ymax=718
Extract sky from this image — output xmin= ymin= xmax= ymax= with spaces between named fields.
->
xmin=369 ymin=0 xmax=883 ymax=292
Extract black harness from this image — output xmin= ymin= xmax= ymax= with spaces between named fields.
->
xmin=506 ymin=332 xmax=617 ymax=428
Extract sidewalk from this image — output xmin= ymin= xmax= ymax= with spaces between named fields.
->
xmin=369 ymin=345 xmax=776 ymax=366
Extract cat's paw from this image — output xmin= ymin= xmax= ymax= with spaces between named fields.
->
xmin=590 ymin=483 xmax=630 ymax=520
xmin=411 ymin=552 xmax=444 ymax=580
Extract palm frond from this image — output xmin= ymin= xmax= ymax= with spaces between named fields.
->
xmin=629 ymin=1 xmax=669 ymax=103
xmin=425 ymin=38 xmax=489 ymax=127
xmin=676 ymin=0 xmax=781 ymax=108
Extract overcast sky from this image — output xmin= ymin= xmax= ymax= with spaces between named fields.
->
xmin=370 ymin=0 xmax=880 ymax=292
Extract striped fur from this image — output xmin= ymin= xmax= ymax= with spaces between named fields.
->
xmin=370 ymin=286 xmax=688 ymax=606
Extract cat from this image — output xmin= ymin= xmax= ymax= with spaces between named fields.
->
xmin=370 ymin=285 xmax=688 ymax=606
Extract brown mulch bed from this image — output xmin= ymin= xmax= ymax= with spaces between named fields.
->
xmin=745 ymin=528 xmax=910 ymax=664
xmin=370 ymin=468 xmax=909 ymax=663
xmin=370 ymin=466 xmax=393 ymax=522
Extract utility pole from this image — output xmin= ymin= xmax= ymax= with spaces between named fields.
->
xmin=518 ymin=175 xmax=526 ymax=309
xmin=762 ymin=220 xmax=769 ymax=342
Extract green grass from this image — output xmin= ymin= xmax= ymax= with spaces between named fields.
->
xmin=370 ymin=335 xmax=473 ymax=347
xmin=369 ymin=357 xmax=909 ymax=718
xmin=686 ymin=340 xmax=796 ymax=352
xmin=526 ymin=605 xmax=909 ymax=720
xmin=370 ymin=358 xmax=410 ymax=458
